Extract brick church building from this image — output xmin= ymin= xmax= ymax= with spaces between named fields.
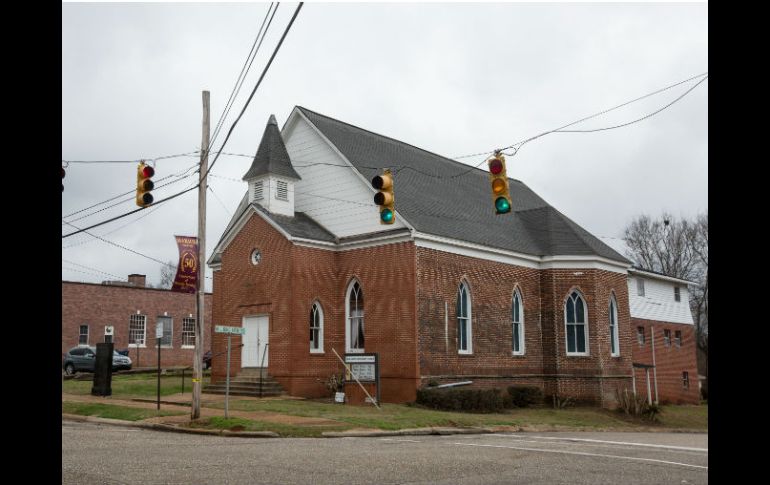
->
xmin=207 ymin=107 xmax=700 ymax=406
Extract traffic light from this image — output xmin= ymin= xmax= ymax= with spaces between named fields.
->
xmin=487 ymin=153 xmax=511 ymax=214
xmin=136 ymin=161 xmax=155 ymax=207
xmin=371 ymin=169 xmax=395 ymax=224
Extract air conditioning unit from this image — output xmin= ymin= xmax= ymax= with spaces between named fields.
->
xmin=104 ymin=326 xmax=114 ymax=336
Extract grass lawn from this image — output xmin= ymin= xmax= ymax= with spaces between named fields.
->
xmin=62 ymin=372 xmax=210 ymax=399
xmin=204 ymin=399 xmax=707 ymax=432
xmin=189 ymin=416 xmax=352 ymax=438
xmin=62 ymin=401 xmax=186 ymax=421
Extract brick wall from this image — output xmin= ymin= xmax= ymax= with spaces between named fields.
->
xmin=211 ymin=212 xmax=420 ymax=402
xmin=631 ymin=318 xmax=700 ymax=404
xmin=62 ymin=282 xmax=212 ymax=368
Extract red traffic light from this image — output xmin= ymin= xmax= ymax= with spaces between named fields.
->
xmin=489 ymin=158 xmax=503 ymax=175
xmin=142 ymin=166 xmax=154 ymax=178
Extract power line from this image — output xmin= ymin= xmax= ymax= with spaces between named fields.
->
xmin=62 ymin=206 xmax=163 ymax=249
xmin=62 ymin=151 xmax=200 ymax=164
xmin=445 ymin=71 xmax=709 ymax=179
xmin=62 ymin=259 xmax=124 ymax=280
xmin=208 ymin=185 xmax=233 ymax=217
xmin=209 ymin=3 xmax=280 ymax=150
xmin=61 ymin=184 xmax=198 ymax=238
xmin=62 ymin=162 xmax=199 ymax=219
xmin=201 ymin=2 xmax=304 ymax=179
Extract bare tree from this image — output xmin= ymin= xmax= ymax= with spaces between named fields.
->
xmin=623 ymin=212 xmax=708 ymax=382
xmin=159 ymin=260 xmax=177 ymax=289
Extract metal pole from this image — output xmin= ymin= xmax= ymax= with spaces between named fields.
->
xmin=192 ymin=90 xmax=210 ymax=420
xmin=650 ymin=325 xmax=659 ymax=405
xmin=225 ymin=334 xmax=231 ymax=419
xmin=157 ymin=336 xmax=161 ymax=410
xmin=631 ymin=369 xmax=636 ymax=397
xmin=645 ymin=368 xmax=652 ymax=405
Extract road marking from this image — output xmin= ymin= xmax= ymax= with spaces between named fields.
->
xmin=453 ymin=442 xmax=708 ymax=470
xmin=379 ymin=438 xmax=423 ymax=443
xmin=489 ymin=434 xmax=708 ymax=453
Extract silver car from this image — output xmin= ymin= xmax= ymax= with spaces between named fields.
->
xmin=63 ymin=346 xmax=132 ymax=375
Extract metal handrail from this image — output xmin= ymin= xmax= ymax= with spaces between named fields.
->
xmin=259 ymin=343 xmax=269 ymax=398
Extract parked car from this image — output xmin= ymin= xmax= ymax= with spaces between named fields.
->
xmin=203 ymin=350 xmax=212 ymax=370
xmin=62 ymin=346 xmax=132 ymax=375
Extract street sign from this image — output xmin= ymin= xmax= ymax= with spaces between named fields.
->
xmin=156 ymin=323 xmax=164 ymax=339
xmin=215 ymin=325 xmax=246 ymax=335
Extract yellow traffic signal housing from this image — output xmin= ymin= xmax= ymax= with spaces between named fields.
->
xmin=488 ymin=154 xmax=511 ymax=214
xmin=371 ymin=169 xmax=395 ymax=224
xmin=136 ymin=161 xmax=155 ymax=207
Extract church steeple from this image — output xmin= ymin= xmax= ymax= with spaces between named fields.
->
xmin=242 ymin=115 xmax=300 ymax=217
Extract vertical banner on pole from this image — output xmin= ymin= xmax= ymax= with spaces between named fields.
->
xmin=171 ymin=236 xmax=199 ymax=294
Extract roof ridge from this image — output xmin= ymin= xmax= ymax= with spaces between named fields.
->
xmin=295 ymin=106 xmax=510 ymax=180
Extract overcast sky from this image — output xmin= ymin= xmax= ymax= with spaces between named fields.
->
xmin=62 ymin=1 xmax=708 ymax=292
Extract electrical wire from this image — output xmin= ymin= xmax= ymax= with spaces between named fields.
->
xmin=201 ymin=2 xmax=304 ymax=179
xmin=62 ymin=206 xmax=163 ymax=249
xmin=62 ymin=151 xmax=200 ymax=164
xmin=209 ymin=3 xmax=279 ymax=151
xmin=62 ymin=259 xmax=124 ymax=280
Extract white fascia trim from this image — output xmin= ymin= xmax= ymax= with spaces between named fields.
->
xmin=210 ymin=206 xmax=294 ymax=267
xmin=540 ymin=255 xmax=630 ymax=274
xmin=291 ymin=108 xmax=417 ymax=234
xmin=210 ymin=263 xmax=222 ymax=271
xmin=415 ymin=233 xmax=541 ymax=269
xmin=293 ymin=232 xmax=414 ymax=252
xmin=628 ymin=269 xmax=695 ymax=286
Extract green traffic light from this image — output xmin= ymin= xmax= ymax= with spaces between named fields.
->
xmin=495 ymin=197 xmax=511 ymax=214
xmin=380 ymin=208 xmax=394 ymax=223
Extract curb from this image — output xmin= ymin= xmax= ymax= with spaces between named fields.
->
xmin=62 ymin=414 xmax=279 ymax=438
xmin=322 ymin=427 xmax=506 ymax=438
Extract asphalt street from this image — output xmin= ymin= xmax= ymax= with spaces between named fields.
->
xmin=62 ymin=421 xmax=707 ymax=484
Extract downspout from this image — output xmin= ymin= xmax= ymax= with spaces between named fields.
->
xmin=651 ymin=325 xmax=659 ymax=404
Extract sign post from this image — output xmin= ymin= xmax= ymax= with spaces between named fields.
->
xmin=156 ymin=322 xmax=163 ymax=410
xmin=215 ymin=325 xmax=246 ymax=419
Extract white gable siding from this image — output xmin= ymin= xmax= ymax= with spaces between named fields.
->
xmin=283 ymin=113 xmax=407 ymax=238
xmin=627 ymin=276 xmax=694 ymax=325
xmin=248 ymin=175 xmax=295 ymax=217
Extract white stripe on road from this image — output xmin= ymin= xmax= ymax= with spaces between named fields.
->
xmin=379 ymin=438 xmax=423 ymax=443
xmin=453 ymin=442 xmax=708 ymax=470
xmin=489 ymin=434 xmax=708 ymax=453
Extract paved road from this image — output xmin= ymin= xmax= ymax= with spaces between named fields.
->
xmin=62 ymin=421 xmax=707 ymax=484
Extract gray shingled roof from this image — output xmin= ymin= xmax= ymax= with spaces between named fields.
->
xmin=298 ymin=107 xmax=630 ymax=263
xmin=242 ymin=114 xmax=301 ymax=181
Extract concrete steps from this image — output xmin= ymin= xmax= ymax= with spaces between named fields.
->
xmin=203 ymin=368 xmax=286 ymax=397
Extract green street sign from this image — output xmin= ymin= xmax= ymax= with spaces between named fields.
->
xmin=215 ymin=325 xmax=246 ymax=335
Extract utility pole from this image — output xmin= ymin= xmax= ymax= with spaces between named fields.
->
xmin=192 ymin=90 xmax=209 ymax=420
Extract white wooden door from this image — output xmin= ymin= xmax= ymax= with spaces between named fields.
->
xmin=242 ymin=315 xmax=269 ymax=367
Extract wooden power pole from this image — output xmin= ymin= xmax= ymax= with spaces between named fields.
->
xmin=192 ymin=90 xmax=209 ymax=419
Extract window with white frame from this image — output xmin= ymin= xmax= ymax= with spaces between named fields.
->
xmin=182 ymin=318 xmax=195 ymax=347
xmin=457 ymin=281 xmax=473 ymax=354
xmin=253 ymin=180 xmax=264 ymax=200
xmin=682 ymin=371 xmax=690 ymax=389
xmin=346 ymin=281 xmax=365 ymax=352
xmin=637 ymin=326 xmax=645 ymax=345
xmin=675 ymin=330 xmax=682 ymax=348
xmin=674 ymin=286 xmax=681 ymax=302
xmin=129 ymin=314 xmax=146 ymax=346
xmin=310 ymin=302 xmax=324 ymax=353
xmin=609 ymin=297 xmax=620 ymax=357
xmin=156 ymin=317 xmax=173 ymax=347
xmin=276 ymin=180 xmax=288 ymax=200
xmin=663 ymin=329 xmax=671 ymax=347
xmin=512 ymin=289 xmax=524 ymax=355
xmin=637 ymin=278 xmax=645 ymax=296
xmin=78 ymin=325 xmax=89 ymax=346
xmin=565 ymin=291 xmax=588 ymax=355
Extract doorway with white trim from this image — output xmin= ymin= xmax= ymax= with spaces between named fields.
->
xmin=242 ymin=315 xmax=269 ymax=368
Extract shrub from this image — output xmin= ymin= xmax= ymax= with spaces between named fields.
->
xmin=507 ymin=386 xmax=544 ymax=408
xmin=317 ymin=372 xmax=345 ymax=397
xmin=615 ymin=388 xmax=661 ymax=422
xmin=416 ymin=387 xmax=508 ymax=413
xmin=427 ymin=379 xmax=439 ymax=387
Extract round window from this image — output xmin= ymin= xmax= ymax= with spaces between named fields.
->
xmin=250 ymin=249 xmax=262 ymax=266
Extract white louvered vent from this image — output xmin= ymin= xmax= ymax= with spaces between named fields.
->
xmin=253 ymin=180 xmax=264 ymax=200
xmin=276 ymin=180 xmax=288 ymax=200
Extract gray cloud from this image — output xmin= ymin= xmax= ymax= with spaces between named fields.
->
xmin=62 ymin=2 xmax=707 ymax=289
